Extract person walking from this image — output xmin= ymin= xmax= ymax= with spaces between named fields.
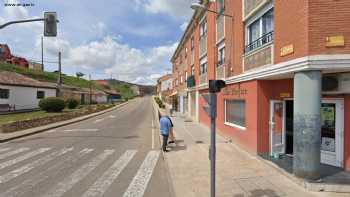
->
xmin=160 ymin=113 xmax=173 ymax=152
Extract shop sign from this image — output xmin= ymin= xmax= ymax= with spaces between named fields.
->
xmin=326 ymin=35 xmax=345 ymax=47
xmin=222 ymin=87 xmax=248 ymax=96
xmin=280 ymin=44 xmax=294 ymax=57
xmin=280 ymin=93 xmax=291 ymax=98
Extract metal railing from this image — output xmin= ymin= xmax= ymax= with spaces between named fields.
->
xmin=245 ymin=31 xmax=274 ymax=53
xmin=200 ymin=36 xmax=207 ymax=57
xmin=200 ymin=73 xmax=207 ymax=85
xmin=216 ymin=65 xmax=225 ymax=79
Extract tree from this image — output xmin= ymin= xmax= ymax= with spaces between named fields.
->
xmin=76 ymin=72 xmax=85 ymax=79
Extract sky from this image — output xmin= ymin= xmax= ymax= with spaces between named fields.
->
xmin=0 ymin=0 xmax=195 ymax=85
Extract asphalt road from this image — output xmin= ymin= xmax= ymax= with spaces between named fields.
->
xmin=0 ymin=97 xmax=172 ymax=197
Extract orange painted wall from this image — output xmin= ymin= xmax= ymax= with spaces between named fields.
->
xmin=257 ymin=79 xmax=294 ymax=153
xmin=199 ymin=80 xmax=259 ymax=153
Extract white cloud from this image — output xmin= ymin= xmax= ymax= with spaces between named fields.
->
xmin=142 ymin=0 xmax=195 ymax=19
xmin=40 ymin=36 xmax=177 ymax=85
xmin=180 ymin=22 xmax=189 ymax=31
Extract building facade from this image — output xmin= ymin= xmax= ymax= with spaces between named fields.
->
xmin=172 ymin=0 xmax=350 ymax=177
xmin=157 ymin=74 xmax=173 ymax=105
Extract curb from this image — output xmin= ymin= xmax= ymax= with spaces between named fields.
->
xmin=0 ymin=101 xmax=131 ymax=143
xmin=152 ymin=98 xmax=177 ymax=197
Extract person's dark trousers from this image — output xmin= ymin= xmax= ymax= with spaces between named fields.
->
xmin=161 ymin=134 xmax=169 ymax=151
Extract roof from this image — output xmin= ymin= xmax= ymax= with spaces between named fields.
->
xmin=0 ymin=71 xmax=56 ymax=89
xmin=104 ymin=89 xmax=120 ymax=95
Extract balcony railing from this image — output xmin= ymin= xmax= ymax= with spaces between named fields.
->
xmin=199 ymin=73 xmax=207 ymax=85
xmin=245 ymin=31 xmax=274 ymax=53
xmin=187 ymin=75 xmax=196 ymax=88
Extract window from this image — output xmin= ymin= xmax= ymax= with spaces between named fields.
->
xmin=37 ymin=91 xmax=45 ymax=99
xmin=191 ymin=37 xmax=195 ymax=50
xmin=200 ymin=62 xmax=207 ymax=75
xmin=218 ymin=46 xmax=225 ymax=66
xmin=200 ymin=20 xmax=207 ymax=38
xmin=185 ymin=47 xmax=188 ymax=57
xmin=0 ymin=89 xmax=9 ymax=99
xmin=246 ymin=8 xmax=274 ymax=52
xmin=180 ymin=75 xmax=183 ymax=84
xmin=217 ymin=0 xmax=225 ymax=14
xmin=185 ymin=71 xmax=188 ymax=81
xmin=225 ymin=100 xmax=246 ymax=128
xmin=191 ymin=66 xmax=195 ymax=75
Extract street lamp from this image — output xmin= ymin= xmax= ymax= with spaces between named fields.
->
xmin=191 ymin=2 xmax=231 ymax=197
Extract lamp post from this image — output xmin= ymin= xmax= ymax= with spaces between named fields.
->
xmin=191 ymin=2 xmax=232 ymax=197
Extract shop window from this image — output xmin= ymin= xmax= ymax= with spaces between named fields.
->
xmin=225 ymin=100 xmax=246 ymax=128
xmin=0 ymin=89 xmax=9 ymax=99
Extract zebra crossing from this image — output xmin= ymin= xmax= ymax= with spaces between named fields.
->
xmin=0 ymin=147 xmax=161 ymax=197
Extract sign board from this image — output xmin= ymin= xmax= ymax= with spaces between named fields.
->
xmin=280 ymin=44 xmax=294 ymax=57
xmin=326 ymin=35 xmax=345 ymax=47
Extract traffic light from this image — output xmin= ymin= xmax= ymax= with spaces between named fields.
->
xmin=44 ymin=12 xmax=57 ymax=37
xmin=209 ymin=80 xmax=226 ymax=93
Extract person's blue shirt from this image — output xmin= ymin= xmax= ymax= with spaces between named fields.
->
xmin=160 ymin=116 xmax=172 ymax=135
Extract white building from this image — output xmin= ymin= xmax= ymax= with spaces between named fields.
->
xmin=0 ymin=71 xmax=56 ymax=111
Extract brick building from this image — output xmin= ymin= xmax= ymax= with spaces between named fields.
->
xmin=171 ymin=0 xmax=350 ymax=178
xmin=157 ymin=74 xmax=173 ymax=105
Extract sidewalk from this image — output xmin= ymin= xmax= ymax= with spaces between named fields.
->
xmin=164 ymin=113 xmax=349 ymax=197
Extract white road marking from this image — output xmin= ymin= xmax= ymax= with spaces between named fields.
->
xmin=109 ymin=115 xmax=116 ymax=118
xmin=0 ymin=148 xmax=93 ymax=197
xmin=0 ymin=148 xmax=50 ymax=170
xmin=63 ymin=129 xmax=99 ymax=132
xmin=42 ymin=149 xmax=115 ymax=197
xmin=151 ymin=120 xmax=155 ymax=149
xmin=82 ymin=150 xmax=137 ymax=197
xmin=94 ymin=118 xmax=104 ymax=123
xmin=0 ymin=148 xmax=11 ymax=153
xmin=122 ymin=151 xmax=160 ymax=197
xmin=0 ymin=147 xmax=72 ymax=184
xmin=0 ymin=147 xmax=29 ymax=160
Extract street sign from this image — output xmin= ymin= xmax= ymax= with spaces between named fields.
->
xmin=44 ymin=12 xmax=57 ymax=37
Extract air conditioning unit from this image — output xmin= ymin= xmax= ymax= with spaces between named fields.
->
xmin=322 ymin=76 xmax=338 ymax=92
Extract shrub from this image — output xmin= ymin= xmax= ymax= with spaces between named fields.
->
xmin=66 ymin=98 xmax=79 ymax=109
xmin=154 ymin=97 xmax=165 ymax=108
xmin=39 ymin=97 xmax=66 ymax=112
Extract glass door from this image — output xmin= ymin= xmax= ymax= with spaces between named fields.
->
xmin=270 ymin=100 xmax=285 ymax=155
xmin=321 ymin=100 xmax=344 ymax=167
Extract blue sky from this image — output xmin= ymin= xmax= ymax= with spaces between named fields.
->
xmin=0 ymin=0 xmax=194 ymax=84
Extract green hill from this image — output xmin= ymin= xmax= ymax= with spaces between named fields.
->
xmin=0 ymin=63 xmax=103 ymax=90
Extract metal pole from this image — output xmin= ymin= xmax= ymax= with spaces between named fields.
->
xmin=41 ymin=36 xmax=44 ymax=71
xmin=0 ymin=18 xmax=45 ymax=29
xmin=210 ymin=92 xmax=217 ymax=197
xmin=89 ymin=74 xmax=92 ymax=105
xmin=57 ymin=51 xmax=62 ymax=97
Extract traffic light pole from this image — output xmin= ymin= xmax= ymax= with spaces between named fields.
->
xmin=0 ymin=18 xmax=45 ymax=29
xmin=209 ymin=92 xmax=217 ymax=197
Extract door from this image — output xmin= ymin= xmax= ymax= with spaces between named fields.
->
xmin=321 ymin=99 xmax=344 ymax=167
xmin=270 ymin=100 xmax=285 ymax=155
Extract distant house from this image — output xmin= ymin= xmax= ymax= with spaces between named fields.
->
xmin=28 ymin=61 xmax=43 ymax=71
xmin=104 ymin=90 xmax=122 ymax=103
xmin=130 ymin=85 xmax=140 ymax=96
xmin=0 ymin=71 xmax=56 ymax=111
xmin=59 ymin=85 xmax=108 ymax=104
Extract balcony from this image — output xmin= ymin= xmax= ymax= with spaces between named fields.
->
xmin=245 ymin=31 xmax=273 ymax=53
xmin=216 ymin=64 xmax=225 ymax=80
xmin=200 ymin=36 xmax=207 ymax=57
xmin=187 ymin=75 xmax=196 ymax=88
xmin=216 ymin=15 xmax=225 ymax=43
xmin=199 ymin=73 xmax=207 ymax=85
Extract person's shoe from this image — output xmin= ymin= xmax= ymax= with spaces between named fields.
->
xmin=163 ymin=149 xmax=170 ymax=152
xmin=168 ymin=141 xmax=175 ymax=144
